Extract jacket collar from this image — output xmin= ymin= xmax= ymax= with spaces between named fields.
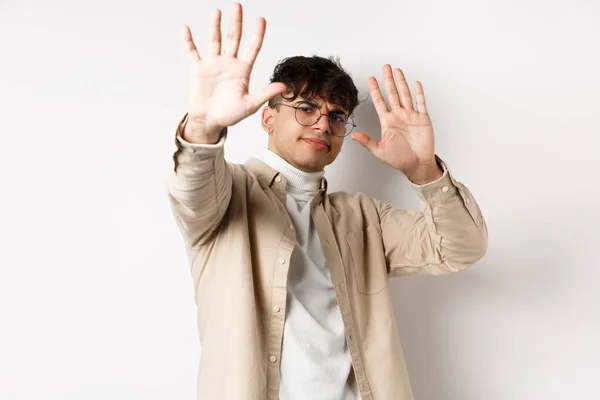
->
xmin=244 ymin=157 xmax=328 ymax=195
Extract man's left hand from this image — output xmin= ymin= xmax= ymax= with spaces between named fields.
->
xmin=350 ymin=64 xmax=443 ymax=185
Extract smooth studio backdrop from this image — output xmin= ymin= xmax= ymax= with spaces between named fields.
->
xmin=1 ymin=0 xmax=598 ymax=399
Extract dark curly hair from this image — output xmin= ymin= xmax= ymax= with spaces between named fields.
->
xmin=267 ymin=55 xmax=360 ymax=116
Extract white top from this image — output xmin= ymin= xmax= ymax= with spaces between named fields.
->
xmin=257 ymin=149 xmax=360 ymax=400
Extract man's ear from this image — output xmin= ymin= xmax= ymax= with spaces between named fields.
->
xmin=261 ymin=105 xmax=276 ymax=134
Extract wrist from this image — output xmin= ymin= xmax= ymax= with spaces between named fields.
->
xmin=182 ymin=117 xmax=225 ymax=144
xmin=406 ymin=160 xmax=443 ymax=185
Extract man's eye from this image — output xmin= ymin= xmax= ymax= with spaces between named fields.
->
xmin=330 ymin=114 xmax=345 ymax=123
xmin=299 ymin=106 xmax=315 ymax=113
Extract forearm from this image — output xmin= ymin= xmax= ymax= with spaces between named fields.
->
xmin=409 ymin=161 xmax=488 ymax=272
xmin=166 ymin=114 xmax=233 ymax=248
xmin=383 ymin=156 xmax=488 ymax=277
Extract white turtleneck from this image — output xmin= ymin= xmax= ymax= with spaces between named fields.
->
xmin=256 ymin=149 xmax=359 ymax=400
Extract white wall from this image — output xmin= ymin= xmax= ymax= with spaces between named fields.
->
xmin=1 ymin=0 xmax=598 ymax=399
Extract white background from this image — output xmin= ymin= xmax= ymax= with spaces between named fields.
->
xmin=1 ymin=0 xmax=599 ymax=399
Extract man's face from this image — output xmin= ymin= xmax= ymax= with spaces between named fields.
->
xmin=261 ymin=96 xmax=348 ymax=173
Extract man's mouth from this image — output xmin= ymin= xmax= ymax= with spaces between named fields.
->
xmin=302 ymin=138 xmax=329 ymax=151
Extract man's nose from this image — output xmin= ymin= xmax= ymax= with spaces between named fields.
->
xmin=313 ymin=113 xmax=331 ymax=134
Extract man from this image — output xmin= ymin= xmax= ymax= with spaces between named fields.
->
xmin=166 ymin=3 xmax=488 ymax=400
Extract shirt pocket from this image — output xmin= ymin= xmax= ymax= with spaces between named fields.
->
xmin=345 ymin=226 xmax=389 ymax=295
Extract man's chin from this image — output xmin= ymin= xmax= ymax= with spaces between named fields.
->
xmin=292 ymin=157 xmax=325 ymax=173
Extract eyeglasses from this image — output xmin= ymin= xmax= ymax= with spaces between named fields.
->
xmin=273 ymin=102 xmax=356 ymax=138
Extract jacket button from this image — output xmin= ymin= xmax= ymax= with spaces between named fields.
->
xmin=279 ymin=258 xmax=286 ymax=264
xmin=442 ymin=186 xmax=449 ymax=192
xmin=275 ymin=176 xmax=282 ymax=183
xmin=269 ymin=356 xmax=277 ymax=363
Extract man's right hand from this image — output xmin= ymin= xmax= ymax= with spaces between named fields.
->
xmin=180 ymin=2 xmax=287 ymax=144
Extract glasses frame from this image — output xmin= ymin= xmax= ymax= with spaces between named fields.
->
xmin=273 ymin=102 xmax=356 ymax=138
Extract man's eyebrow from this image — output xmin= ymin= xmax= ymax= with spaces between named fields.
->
xmin=296 ymin=99 xmax=348 ymax=115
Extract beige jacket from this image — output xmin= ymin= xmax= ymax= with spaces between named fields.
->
xmin=165 ymin=114 xmax=488 ymax=400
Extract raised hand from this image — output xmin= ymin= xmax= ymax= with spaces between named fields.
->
xmin=181 ymin=3 xmax=287 ymax=140
xmin=350 ymin=64 xmax=442 ymax=184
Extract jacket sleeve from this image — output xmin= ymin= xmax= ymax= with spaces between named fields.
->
xmin=165 ymin=113 xmax=233 ymax=249
xmin=376 ymin=155 xmax=488 ymax=277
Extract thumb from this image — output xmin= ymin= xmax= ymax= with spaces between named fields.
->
xmin=246 ymin=82 xmax=288 ymax=114
xmin=351 ymin=132 xmax=379 ymax=156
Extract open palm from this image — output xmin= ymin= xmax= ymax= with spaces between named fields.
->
xmin=351 ymin=65 xmax=436 ymax=177
xmin=182 ymin=4 xmax=286 ymax=133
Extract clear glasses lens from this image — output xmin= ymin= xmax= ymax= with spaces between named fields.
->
xmin=295 ymin=105 xmax=354 ymax=137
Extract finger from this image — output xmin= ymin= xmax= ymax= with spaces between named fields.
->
xmin=393 ymin=68 xmax=414 ymax=111
xmin=181 ymin=25 xmax=201 ymax=62
xmin=350 ymin=132 xmax=380 ymax=156
xmin=368 ymin=77 xmax=389 ymax=118
xmin=382 ymin=64 xmax=401 ymax=110
xmin=414 ymin=81 xmax=428 ymax=114
xmin=240 ymin=17 xmax=266 ymax=70
xmin=225 ymin=2 xmax=242 ymax=57
xmin=209 ymin=8 xmax=222 ymax=58
xmin=245 ymin=82 xmax=288 ymax=114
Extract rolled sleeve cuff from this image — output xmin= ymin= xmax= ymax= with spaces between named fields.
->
xmin=410 ymin=155 xmax=484 ymax=227
xmin=409 ymin=155 xmax=455 ymax=202
xmin=171 ymin=113 xmax=227 ymax=174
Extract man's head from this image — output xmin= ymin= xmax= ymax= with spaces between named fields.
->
xmin=261 ymin=56 xmax=360 ymax=173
